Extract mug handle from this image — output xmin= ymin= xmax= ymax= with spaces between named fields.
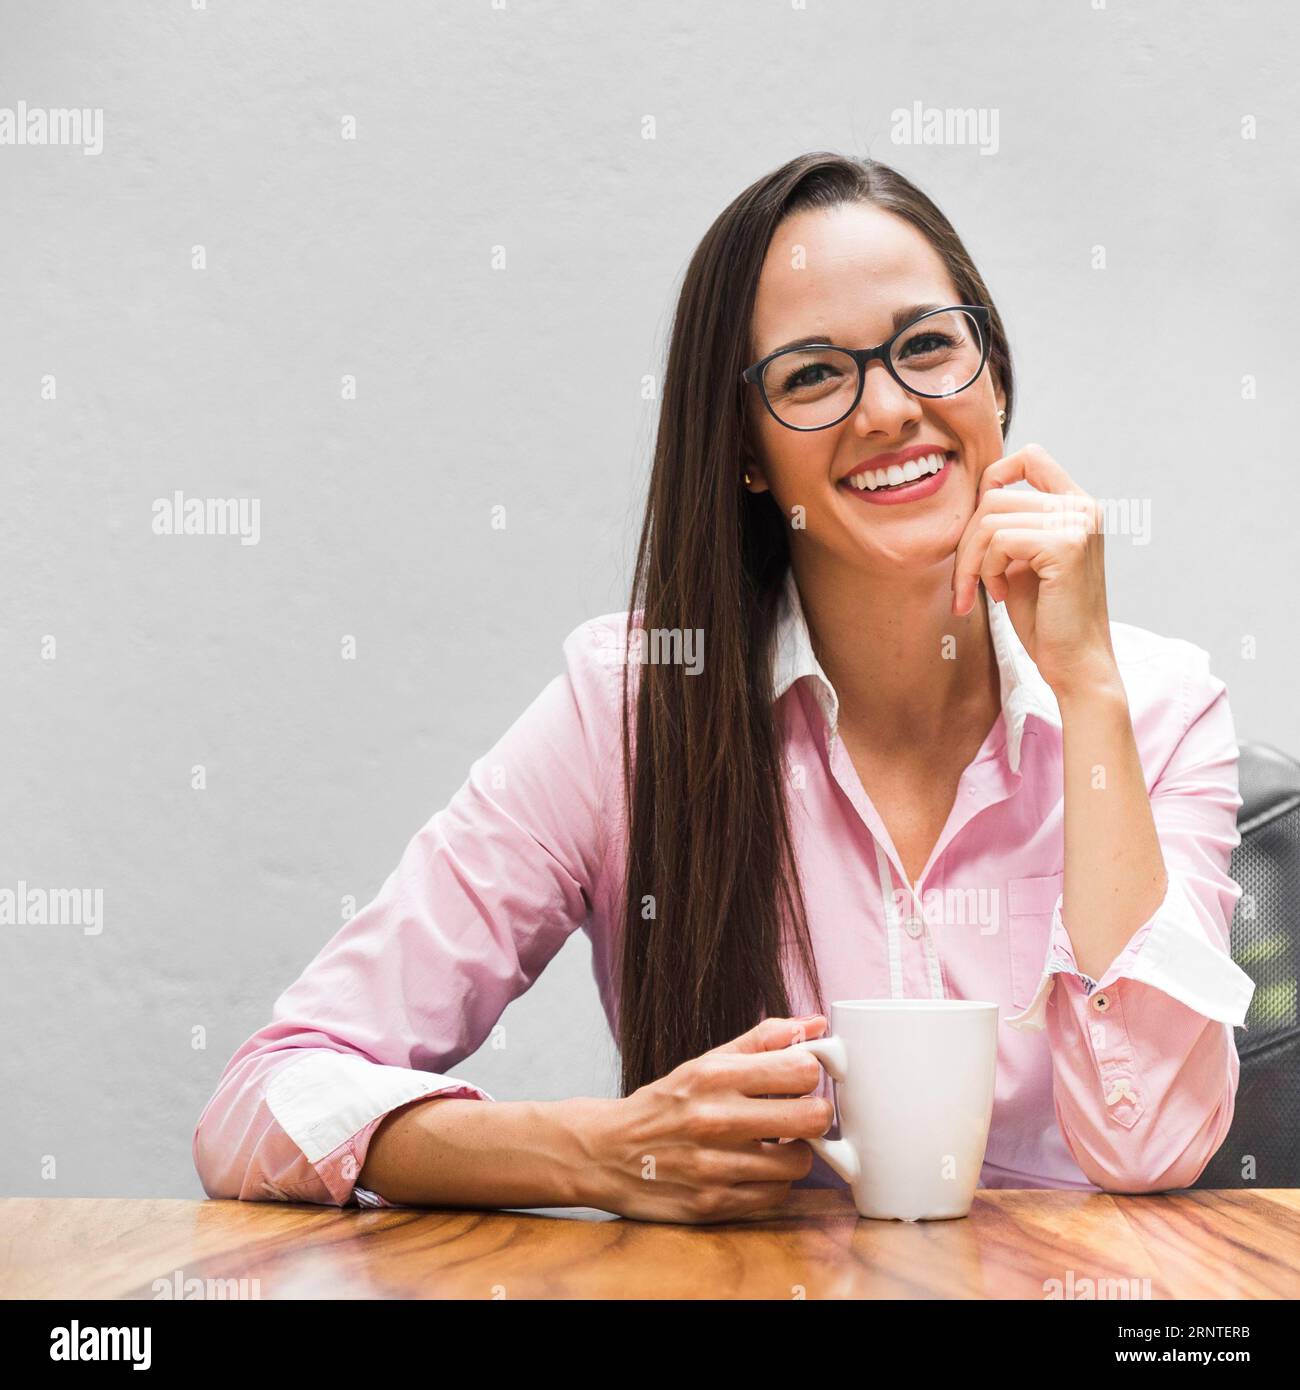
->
xmin=792 ymin=1036 xmax=861 ymax=1186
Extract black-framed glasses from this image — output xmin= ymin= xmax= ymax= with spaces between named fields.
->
xmin=742 ymin=304 xmax=992 ymax=432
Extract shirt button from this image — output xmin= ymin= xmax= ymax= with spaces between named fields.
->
xmin=1091 ymin=993 xmax=1111 ymax=1012
xmin=904 ymin=915 xmax=923 ymax=938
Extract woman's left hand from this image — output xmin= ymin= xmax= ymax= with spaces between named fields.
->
xmin=950 ymin=443 xmax=1120 ymax=699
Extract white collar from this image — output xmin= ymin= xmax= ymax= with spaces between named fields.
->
xmin=770 ymin=565 xmax=1061 ymax=775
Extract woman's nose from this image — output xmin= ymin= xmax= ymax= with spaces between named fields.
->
xmin=851 ymin=360 xmax=920 ymax=435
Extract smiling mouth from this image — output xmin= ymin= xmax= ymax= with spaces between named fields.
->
xmin=840 ymin=450 xmax=956 ymax=493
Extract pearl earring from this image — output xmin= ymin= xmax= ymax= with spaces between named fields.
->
xmin=997 ymin=409 xmax=1006 ymax=426
xmin=744 ymin=471 xmax=752 ymax=486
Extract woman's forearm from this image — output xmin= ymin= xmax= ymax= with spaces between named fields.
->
xmin=356 ymin=1094 xmax=617 ymax=1210
xmin=1057 ymin=673 xmax=1169 ymax=981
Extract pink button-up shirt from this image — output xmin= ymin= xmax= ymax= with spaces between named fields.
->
xmin=193 ymin=568 xmax=1255 ymax=1207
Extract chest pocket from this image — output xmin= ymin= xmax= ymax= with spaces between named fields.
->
xmin=1007 ymin=871 xmax=1065 ymax=1011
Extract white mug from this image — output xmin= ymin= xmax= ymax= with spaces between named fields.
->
xmin=793 ymin=999 xmax=999 ymax=1221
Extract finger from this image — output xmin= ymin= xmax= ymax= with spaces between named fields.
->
xmin=954 ymin=505 xmax=1079 ymax=615
xmin=979 ymin=526 xmax=1083 ymax=602
xmin=983 ymin=558 xmax=1036 ymax=605
xmin=699 ymin=1047 xmax=826 ymax=1098
xmin=696 ymin=1180 xmax=796 ymax=1223
xmin=702 ymin=1139 xmax=817 ymax=1184
xmin=977 ymin=442 xmax=1079 ymax=503
xmin=655 ymin=1138 xmax=812 ymax=1191
xmin=718 ymin=1094 xmax=834 ymax=1143
xmin=951 ymin=450 xmax=1095 ymax=614
xmin=710 ymin=1014 xmax=826 ymax=1056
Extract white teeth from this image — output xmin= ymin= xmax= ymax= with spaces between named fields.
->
xmin=846 ymin=452 xmax=949 ymax=491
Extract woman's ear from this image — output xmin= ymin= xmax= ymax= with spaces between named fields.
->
xmin=740 ymin=440 xmax=770 ymax=492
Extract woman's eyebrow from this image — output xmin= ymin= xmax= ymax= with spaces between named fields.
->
xmin=763 ymin=301 xmax=945 ymax=357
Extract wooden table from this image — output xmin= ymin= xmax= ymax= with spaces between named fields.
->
xmin=3 ymin=1189 xmax=1298 ymax=1300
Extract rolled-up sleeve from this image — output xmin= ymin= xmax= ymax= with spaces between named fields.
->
xmin=1004 ymin=645 xmax=1255 ymax=1192
xmin=192 ymin=617 xmax=624 ymax=1207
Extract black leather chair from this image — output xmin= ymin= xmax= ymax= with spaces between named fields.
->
xmin=1193 ymin=742 xmax=1300 ymax=1188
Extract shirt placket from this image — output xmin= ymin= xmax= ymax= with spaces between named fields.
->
xmin=874 ymin=839 xmax=944 ymax=999
xmin=823 ymin=711 xmax=1023 ymax=1002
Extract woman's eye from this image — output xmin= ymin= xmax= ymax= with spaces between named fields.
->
xmin=899 ymin=333 xmax=954 ymax=358
xmin=784 ymin=361 xmax=839 ymax=391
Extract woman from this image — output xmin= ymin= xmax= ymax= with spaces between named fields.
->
xmin=193 ymin=152 xmax=1254 ymax=1223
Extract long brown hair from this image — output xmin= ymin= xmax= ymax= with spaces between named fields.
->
xmin=616 ymin=152 xmax=1016 ymax=1096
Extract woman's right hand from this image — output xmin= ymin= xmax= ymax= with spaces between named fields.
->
xmin=587 ymin=1015 xmax=834 ymax=1224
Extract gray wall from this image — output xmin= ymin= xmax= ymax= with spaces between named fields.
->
xmin=1 ymin=0 xmax=1294 ymax=1197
